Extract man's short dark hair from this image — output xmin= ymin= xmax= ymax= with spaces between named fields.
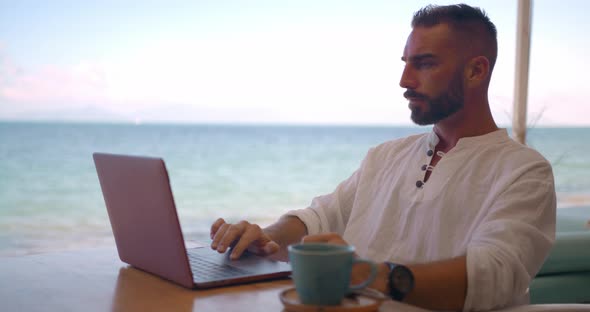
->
xmin=412 ymin=4 xmax=498 ymax=72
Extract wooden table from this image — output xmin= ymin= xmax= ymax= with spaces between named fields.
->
xmin=1 ymin=247 xmax=588 ymax=312
xmin=0 ymin=247 xmax=430 ymax=312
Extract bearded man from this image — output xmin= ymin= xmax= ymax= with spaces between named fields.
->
xmin=209 ymin=4 xmax=556 ymax=311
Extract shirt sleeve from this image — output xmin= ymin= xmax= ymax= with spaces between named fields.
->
xmin=463 ymin=159 xmax=556 ymax=311
xmin=284 ymin=148 xmax=373 ymax=236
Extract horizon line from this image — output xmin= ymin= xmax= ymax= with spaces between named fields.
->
xmin=1 ymin=119 xmax=589 ymax=129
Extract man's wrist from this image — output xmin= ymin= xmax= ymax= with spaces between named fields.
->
xmin=371 ymin=263 xmax=391 ymax=294
xmin=385 ymin=261 xmax=415 ymax=301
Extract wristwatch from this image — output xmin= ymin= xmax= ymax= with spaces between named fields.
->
xmin=385 ymin=262 xmax=415 ymax=301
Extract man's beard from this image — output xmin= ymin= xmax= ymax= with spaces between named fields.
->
xmin=405 ymin=73 xmax=465 ymax=126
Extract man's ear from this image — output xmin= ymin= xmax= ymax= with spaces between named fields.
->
xmin=464 ymin=56 xmax=490 ymax=86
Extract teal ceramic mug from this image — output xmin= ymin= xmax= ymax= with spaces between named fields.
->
xmin=288 ymin=243 xmax=377 ymax=306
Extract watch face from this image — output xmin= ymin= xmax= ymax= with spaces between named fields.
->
xmin=392 ymin=266 xmax=414 ymax=294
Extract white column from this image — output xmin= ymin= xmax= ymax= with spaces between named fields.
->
xmin=512 ymin=0 xmax=533 ymax=145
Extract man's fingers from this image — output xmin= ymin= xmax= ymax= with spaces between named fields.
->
xmin=230 ymin=224 xmax=266 ymax=260
xmin=262 ymin=241 xmax=280 ymax=255
xmin=210 ymin=218 xmax=226 ymax=239
xmin=210 ymin=219 xmax=276 ymax=258
xmin=211 ymin=223 xmax=230 ymax=250
xmin=301 ymin=233 xmax=347 ymax=245
xmin=216 ymin=221 xmax=249 ymax=253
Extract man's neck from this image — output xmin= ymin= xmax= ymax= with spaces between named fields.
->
xmin=432 ymin=103 xmax=498 ymax=152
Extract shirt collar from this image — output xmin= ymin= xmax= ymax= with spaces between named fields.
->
xmin=425 ymin=128 xmax=509 ymax=152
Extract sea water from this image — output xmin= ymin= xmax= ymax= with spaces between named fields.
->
xmin=1 ymin=122 xmax=589 ymax=256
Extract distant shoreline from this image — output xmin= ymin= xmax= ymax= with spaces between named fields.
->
xmin=0 ymin=119 xmax=423 ymax=128
xmin=1 ymin=119 xmax=590 ymax=129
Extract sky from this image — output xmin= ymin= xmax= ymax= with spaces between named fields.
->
xmin=0 ymin=0 xmax=589 ymax=126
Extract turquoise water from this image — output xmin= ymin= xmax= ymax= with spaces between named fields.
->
xmin=1 ymin=122 xmax=589 ymax=256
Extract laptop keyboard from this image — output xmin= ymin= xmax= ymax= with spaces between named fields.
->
xmin=187 ymin=251 xmax=250 ymax=280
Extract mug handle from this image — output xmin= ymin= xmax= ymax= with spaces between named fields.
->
xmin=348 ymin=258 xmax=378 ymax=291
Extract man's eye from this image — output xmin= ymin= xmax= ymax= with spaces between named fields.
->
xmin=416 ymin=62 xmax=435 ymax=69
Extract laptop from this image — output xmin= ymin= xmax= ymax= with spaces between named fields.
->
xmin=93 ymin=152 xmax=291 ymax=289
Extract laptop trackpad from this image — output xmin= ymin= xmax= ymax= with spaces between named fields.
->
xmin=187 ymin=247 xmax=291 ymax=274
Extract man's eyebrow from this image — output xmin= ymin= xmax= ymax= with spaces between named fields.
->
xmin=401 ymin=53 xmax=437 ymax=62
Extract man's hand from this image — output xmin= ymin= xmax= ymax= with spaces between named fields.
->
xmin=301 ymin=232 xmax=348 ymax=245
xmin=210 ymin=218 xmax=280 ymax=260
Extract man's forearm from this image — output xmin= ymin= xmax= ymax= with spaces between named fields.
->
xmin=370 ymin=256 xmax=467 ymax=311
xmin=405 ymin=256 xmax=467 ymax=311
xmin=263 ymin=215 xmax=308 ymax=259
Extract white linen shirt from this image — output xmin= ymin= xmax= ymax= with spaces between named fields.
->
xmin=285 ymin=129 xmax=556 ymax=311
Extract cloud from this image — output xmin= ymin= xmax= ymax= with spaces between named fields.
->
xmin=0 ymin=26 xmax=410 ymax=124
xmin=0 ymin=61 xmax=108 ymax=105
xmin=1 ymin=29 xmax=588 ymax=126
xmin=0 ymin=48 xmax=21 ymax=86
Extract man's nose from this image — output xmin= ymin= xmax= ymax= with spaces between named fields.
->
xmin=399 ymin=66 xmax=418 ymax=89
